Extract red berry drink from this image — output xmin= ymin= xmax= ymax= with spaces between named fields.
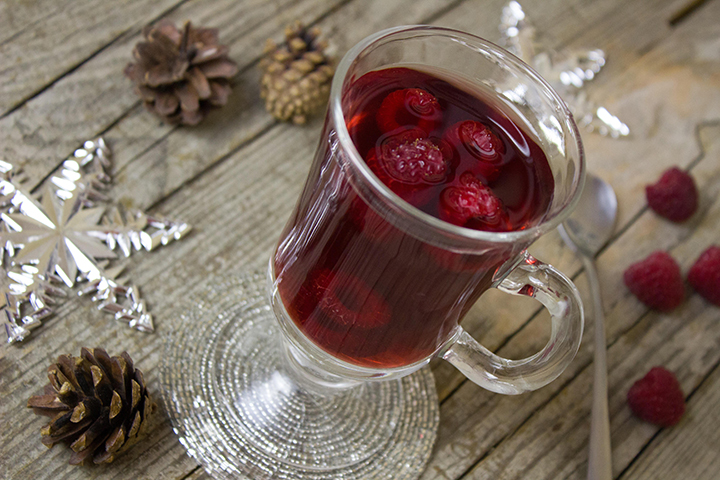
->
xmin=274 ymin=67 xmax=554 ymax=368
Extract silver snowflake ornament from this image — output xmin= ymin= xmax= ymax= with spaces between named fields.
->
xmin=1 ymin=138 xmax=191 ymax=344
xmin=500 ymin=1 xmax=629 ymax=138
xmin=52 ymin=138 xmax=112 ymax=205
xmin=0 ymin=263 xmax=64 ymax=343
xmin=2 ymin=186 xmax=114 ymax=287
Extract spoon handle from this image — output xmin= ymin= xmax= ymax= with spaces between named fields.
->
xmin=583 ymin=255 xmax=612 ymax=480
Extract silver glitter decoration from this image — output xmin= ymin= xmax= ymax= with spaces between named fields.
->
xmin=161 ymin=272 xmax=439 ymax=480
xmin=0 ymin=139 xmax=191 ymax=344
xmin=500 ymin=1 xmax=630 ymax=138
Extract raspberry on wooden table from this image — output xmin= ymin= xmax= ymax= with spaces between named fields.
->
xmin=645 ymin=167 xmax=698 ymax=222
xmin=687 ymin=245 xmax=720 ymax=306
xmin=627 ymin=366 xmax=685 ymax=427
xmin=623 ymin=251 xmax=685 ymax=311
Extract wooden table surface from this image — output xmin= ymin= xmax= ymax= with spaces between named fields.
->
xmin=2 ymin=0 xmax=719 ymax=478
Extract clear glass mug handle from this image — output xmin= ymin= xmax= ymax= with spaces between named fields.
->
xmin=442 ymin=252 xmax=584 ymax=394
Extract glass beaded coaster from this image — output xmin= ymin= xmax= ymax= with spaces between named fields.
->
xmin=160 ymin=272 xmax=439 ymax=480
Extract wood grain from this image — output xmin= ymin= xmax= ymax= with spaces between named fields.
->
xmin=1 ymin=0 xmax=719 ymax=479
xmin=0 ymin=0 xmax=186 ymax=115
xmin=0 ymin=0 xmax=353 ymax=191
xmin=619 ymin=365 xmax=720 ymax=479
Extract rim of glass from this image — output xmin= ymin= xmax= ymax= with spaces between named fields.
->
xmin=330 ymin=25 xmax=586 ymax=244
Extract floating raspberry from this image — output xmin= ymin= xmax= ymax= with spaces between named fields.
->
xmin=623 ymin=251 xmax=685 ymax=311
xmin=687 ymin=245 xmax=720 ymax=306
xmin=365 ymin=129 xmax=450 ymax=206
xmin=646 ymin=167 xmax=698 ymax=222
xmin=439 ymin=172 xmax=511 ymax=231
xmin=296 ymin=268 xmax=390 ymax=362
xmin=444 ymin=121 xmax=505 ymax=182
xmin=312 ymin=269 xmax=391 ymax=329
xmin=627 ymin=366 xmax=685 ymax=427
xmin=376 ymin=88 xmax=442 ymax=134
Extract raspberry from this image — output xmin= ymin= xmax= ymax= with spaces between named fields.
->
xmin=439 ymin=172 xmax=511 ymax=231
xmin=646 ymin=167 xmax=698 ymax=222
xmin=290 ymin=270 xmax=391 ymax=362
xmin=365 ymin=129 xmax=450 ymax=205
xmin=376 ymin=88 xmax=442 ymax=134
xmin=444 ymin=121 xmax=505 ymax=182
xmin=313 ymin=269 xmax=391 ymax=329
xmin=623 ymin=251 xmax=685 ymax=311
xmin=687 ymin=245 xmax=720 ymax=306
xmin=627 ymin=366 xmax=685 ymax=427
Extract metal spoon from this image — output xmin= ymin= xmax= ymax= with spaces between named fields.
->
xmin=558 ymin=174 xmax=618 ymax=480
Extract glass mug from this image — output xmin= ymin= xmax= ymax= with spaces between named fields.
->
xmin=163 ymin=25 xmax=586 ymax=480
xmin=270 ymin=25 xmax=585 ymax=396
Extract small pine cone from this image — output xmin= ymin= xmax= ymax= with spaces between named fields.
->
xmin=260 ymin=22 xmax=335 ymax=124
xmin=28 ymin=348 xmax=154 ymax=465
xmin=124 ymin=20 xmax=238 ymax=125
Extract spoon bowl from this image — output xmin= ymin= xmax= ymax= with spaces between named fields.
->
xmin=559 ymin=174 xmax=618 ymax=256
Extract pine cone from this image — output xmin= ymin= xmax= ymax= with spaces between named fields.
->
xmin=27 ymin=348 xmax=154 ymax=465
xmin=124 ymin=20 xmax=238 ymax=125
xmin=260 ymin=22 xmax=335 ymax=124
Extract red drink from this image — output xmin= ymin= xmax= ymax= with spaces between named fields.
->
xmin=274 ymin=67 xmax=554 ymax=368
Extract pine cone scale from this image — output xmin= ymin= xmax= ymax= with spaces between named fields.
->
xmin=180 ymin=108 xmax=204 ymax=126
xmin=109 ymin=390 xmax=123 ymax=419
xmin=144 ymin=62 xmax=187 ymax=88
xmin=199 ymin=58 xmax=239 ymax=79
xmin=28 ymin=393 xmax=66 ymax=410
xmin=192 ymin=45 xmax=229 ymax=64
xmin=91 ymin=365 xmax=114 ymax=404
xmin=41 ymin=415 xmax=91 ymax=446
xmin=152 ymin=91 xmax=179 ymax=116
xmin=189 ymin=27 xmax=219 ymax=47
xmin=176 ymin=83 xmax=200 ymax=112
xmin=106 ymin=426 xmax=125 ymax=453
xmin=186 ymin=67 xmax=212 ymax=99
xmin=146 ymin=19 xmax=181 ymax=44
xmin=209 ymin=80 xmax=232 ymax=106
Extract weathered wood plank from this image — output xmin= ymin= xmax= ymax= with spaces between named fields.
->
xmin=0 ymin=0 xmax=71 ymax=44
xmin=180 ymin=467 xmax=208 ymax=480
xmin=0 ymin=0 xmax=350 ymax=191
xmin=2 ymin=0 xmax=720 ymax=479
xmin=0 ymin=0 xmax=186 ymax=115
